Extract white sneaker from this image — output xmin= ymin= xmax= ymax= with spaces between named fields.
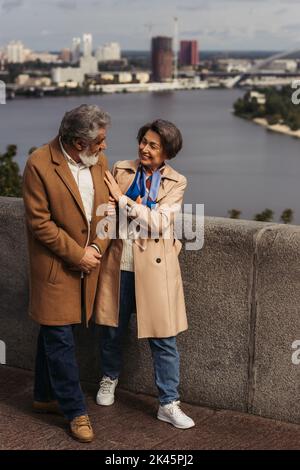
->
xmin=96 ymin=376 xmax=118 ymax=406
xmin=157 ymin=401 xmax=195 ymax=429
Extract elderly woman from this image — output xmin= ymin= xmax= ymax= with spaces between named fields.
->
xmin=94 ymin=119 xmax=194 ymax=429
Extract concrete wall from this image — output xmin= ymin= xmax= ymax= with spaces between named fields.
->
xmin=0 ymin=196 xmax=300 ymax=424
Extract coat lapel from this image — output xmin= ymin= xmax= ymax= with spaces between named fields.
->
xmin=50 ymin=137 xmax=87 ymax=222
xmin=55 ymin=165 xmax=87 ymax=222
xmin=90 ymin=161 xmax=106 ymax=237
xmin=122 ymin=172 xmax=136 ymax=194
xmin=114 ymin=159 xmax=138 ymax=194
xmin=156 ymin=164 xmax=179 ymax=202
xmin=90 ymin=162 xmax=103 ymax=212
xmin=157 ymin=182 xmax=167 ymax=202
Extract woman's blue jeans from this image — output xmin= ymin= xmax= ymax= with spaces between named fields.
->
xmin=100 ymin=271 xmax=180 ymax=405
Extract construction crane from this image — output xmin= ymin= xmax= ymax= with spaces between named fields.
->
xmin=144 ymin=23 xmax=154 ymax=39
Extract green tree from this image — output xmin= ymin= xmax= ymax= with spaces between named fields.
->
xmin=287 ymin=113 xmax=300 ymax=131
xmin=254 ymin=209 xmax=274 ymax=222
xmin=267 ymin=114 xmax=281 ymax=126
xmin=234 ymin=86 xmax=300 ymax=132
xmin=253 ymin=104 xmax=266 ymax=118
xmin=265 ymin=92 xmax=285 ymax=116
xmin=234 ymin=98 xmax=246 ymax=115
xmin=228 ymin=209 xmax=241 ymax=219
xmin=0 ymin=145 xmax=22 ymax=197
xmin=28 ymin=147 xmax=37 ymax=155
xmin=280 ymin=209 xmax=294 ymax=224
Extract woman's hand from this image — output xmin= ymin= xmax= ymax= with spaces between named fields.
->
xmin=107 ymin=196 xmax=117 ymax=215
xmin=104 ymin=171 xmax=123 ymax=202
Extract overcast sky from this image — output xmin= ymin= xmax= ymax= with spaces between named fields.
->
xmin=0 ymin=0 xmax=300 ymax=51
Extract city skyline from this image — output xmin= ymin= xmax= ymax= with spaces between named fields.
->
xmin=0 ymin=0 xmax=300 ymax=52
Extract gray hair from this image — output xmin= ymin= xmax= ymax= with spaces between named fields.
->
xmin=59 ymin=104 xmax=111 ymax=147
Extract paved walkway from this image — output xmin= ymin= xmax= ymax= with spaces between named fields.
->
xmin=1 ymin=366 xmax=300 ymax=450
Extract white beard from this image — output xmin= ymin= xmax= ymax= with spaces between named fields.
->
xmin=79 ymin=150 xmax=99 ymax=167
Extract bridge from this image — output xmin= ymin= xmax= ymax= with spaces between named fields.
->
xmin=225 ymin=47 xmax=300 ymax=88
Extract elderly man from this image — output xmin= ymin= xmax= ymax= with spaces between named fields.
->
xmin=22 ymin=104 xmax=111 ymax=443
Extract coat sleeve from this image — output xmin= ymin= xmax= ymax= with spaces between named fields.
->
xmin=123 ymin=176 xmax=187 ymax=238
xmin=23 ymin=160 xmax=85 ymax=265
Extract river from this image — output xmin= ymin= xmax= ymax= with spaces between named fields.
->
xmin=1 ymin=89 xmax=299 ymax=222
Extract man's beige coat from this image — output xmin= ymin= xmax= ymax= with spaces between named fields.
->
xmin=94 ymin=159 xmax=188 ymax=338
xmin=22 ymin=137 xmax=110 ymax=326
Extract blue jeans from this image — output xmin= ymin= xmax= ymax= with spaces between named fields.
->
xmin=34 ymin=325 xmax=87 ymax=421
xmin=100 ymin=271 xmax=180 ymax=405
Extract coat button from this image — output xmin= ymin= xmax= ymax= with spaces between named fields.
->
xmin=136 ymin=225 xmax=140 ymax=232
xmin=104 ymin=224 xmax=109 ymax=232
xmin=156 ymin=258 xmax=161 ymax=264
xmin=155 ymin=239 xmax=159 ymax=243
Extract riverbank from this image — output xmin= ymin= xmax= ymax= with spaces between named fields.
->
xmin=6 ymin=79 xmax=211 ymax=100
xmin=253 ymin=117 xmax=300 ymax=139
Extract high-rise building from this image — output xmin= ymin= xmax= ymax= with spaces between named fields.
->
xmin=71 ymin=37 xmax=81 ymax=63
xmin=80 ymin=55 xmax=98 ymax=74
xmin=151 ymin=36 xmax=173 ymax=82
xmin=83 ymin=33 xmax=93 ymax=57
xmin=60 ymin=48 xmax=71 ymax=63
xmin=96 ymin=42 xmax=121 ymax=62
xmin=6 ymin=41 xmax=26 ymax=63
xmin=179 ymin=40 xmax=199 ymax=67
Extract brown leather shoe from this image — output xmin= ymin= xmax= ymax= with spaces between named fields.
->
xmin=33 ymin=400 xmax=62 ymax=415
xmin=70 ymin=415 xmax=94 ymax=443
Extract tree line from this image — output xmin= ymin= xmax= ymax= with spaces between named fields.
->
xmin=228 ymin=208 xmax=294 ymax=224
xmin=234 ymin=86 xmax=300 ymax=131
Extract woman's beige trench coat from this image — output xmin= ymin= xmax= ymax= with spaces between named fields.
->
xmin=94 ymin=159 xmax=188 ymax=338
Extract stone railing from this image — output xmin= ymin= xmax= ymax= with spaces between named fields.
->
xmin=0 ymin=196 xmax=299 ymax=424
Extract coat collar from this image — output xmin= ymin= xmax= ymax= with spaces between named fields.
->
xmin=114 ymin=159 xmax=181 ymax=183
xmin=49 ymin=136 xmax=104 ymax=170
xmin=49 ymin=136 xmax=105 ymax=226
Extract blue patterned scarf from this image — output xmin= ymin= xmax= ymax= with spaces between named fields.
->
xmin=126 ymin=164 xmax=162 ymax=209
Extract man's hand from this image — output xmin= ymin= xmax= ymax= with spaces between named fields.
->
xmin=78 ymin=246 xmax=101 ymax=274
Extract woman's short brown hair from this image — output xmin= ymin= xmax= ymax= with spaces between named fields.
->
xmin=137 ymin=119 xmax=183 ymax=160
